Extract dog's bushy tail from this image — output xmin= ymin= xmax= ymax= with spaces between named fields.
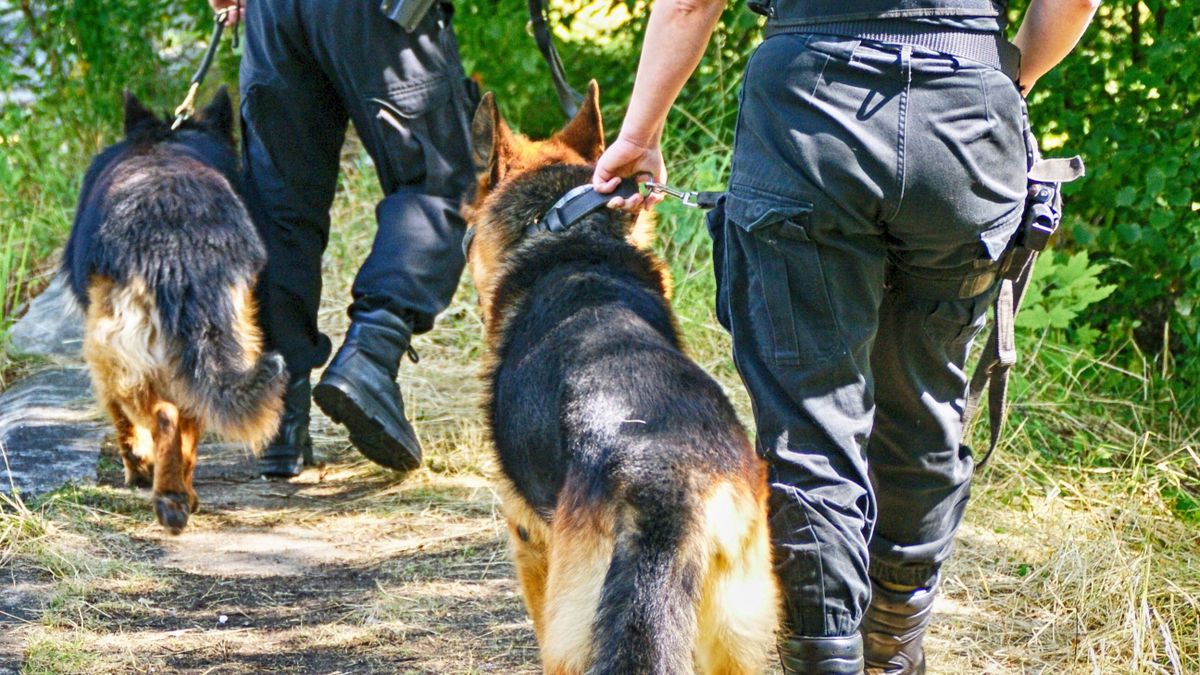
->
xmin=587 ymin=483 xmax=705 ymax=675
xmin=160 ymin=280 xmax=286 ymax=448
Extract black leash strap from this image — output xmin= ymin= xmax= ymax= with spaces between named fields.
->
xmin=964 ymin=154 xmax=1085 ymax=468
xmin=171 ymin=6 xmax=236 ymax=130
xmin=537 ymin=178 xmax=641 ymax=233
xmin=528 ymin=0 xmax=583 ymax=118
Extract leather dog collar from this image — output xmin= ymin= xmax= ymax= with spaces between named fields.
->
xmin=463 ymin=177 xmax=641 ymax=258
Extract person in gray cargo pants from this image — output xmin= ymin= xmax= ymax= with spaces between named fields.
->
xmin=210 ymin=0 xmax=477 ymax=479
xmin=594 ymin=0 xmax=1098 ymax=672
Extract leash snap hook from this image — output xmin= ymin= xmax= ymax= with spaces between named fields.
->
xmin=644 ymin=180 xmax=723 ymax=209
xmin=644 ymin=180 xmax=698 ymax=207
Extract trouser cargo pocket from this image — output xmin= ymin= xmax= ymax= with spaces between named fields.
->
xmin=725 ymin=191 xmax=845 ymax=365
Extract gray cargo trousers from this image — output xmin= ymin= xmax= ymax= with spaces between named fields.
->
xmin=708 ymin=33 xmax=1028 ymax=637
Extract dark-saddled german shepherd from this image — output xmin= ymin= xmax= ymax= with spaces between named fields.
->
xmin=62 ymin=89 xmax=286 ymax=533
xmin=465 ymin=83 xmax=779 ymax=674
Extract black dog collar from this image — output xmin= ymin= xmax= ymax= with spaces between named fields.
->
xmin=462 ymin=178 xmax=641 ymax=257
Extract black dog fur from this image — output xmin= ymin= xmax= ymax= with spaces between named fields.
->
xmin=62 ymin=89 xmax=283 ymax=431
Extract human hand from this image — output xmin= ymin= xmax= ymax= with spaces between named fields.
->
xmin=592 ymin=135 xmax=666 ymax=211
xmin=209 ymin=0 xmax=244 ymax=26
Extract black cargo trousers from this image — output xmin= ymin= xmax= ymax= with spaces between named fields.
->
xmin=240 ymin=0 xmax=477 ymax=374
xmin=708 ymin=33 xmax=1028 ymax=637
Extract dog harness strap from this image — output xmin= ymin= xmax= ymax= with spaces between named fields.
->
xmin=538 ymin=178 xmax=641 ymax=233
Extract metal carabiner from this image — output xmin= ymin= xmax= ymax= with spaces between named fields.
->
xmin=643 ymin=180 xmax=723 ymax=210
xmin=643 ymin=180 xmax=702 ymax=208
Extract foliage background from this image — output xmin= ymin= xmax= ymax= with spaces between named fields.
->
xmin=1 ymin=0 xmax=1198 ymax=668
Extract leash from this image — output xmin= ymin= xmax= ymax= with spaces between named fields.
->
xmin=171 ymin=5 xmax=240 ymax=130
xmin=528 ymin=0 xmax=583 ymax=118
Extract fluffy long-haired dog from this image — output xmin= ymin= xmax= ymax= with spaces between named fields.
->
xmin=62 ymin=89 xmax=287 ymax=533
xmin=465 ymin=83 xmax=779 ymax=674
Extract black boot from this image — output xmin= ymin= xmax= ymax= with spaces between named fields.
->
xmin=312 ymin=308 xmax=421 ymax=472
xmin=258 ymin=372 xmax=314 ymax=478
xmin=778 ymin=634 xmax=864 ymax=674
xmin=861 ymin=577 xmax=938 ymax=674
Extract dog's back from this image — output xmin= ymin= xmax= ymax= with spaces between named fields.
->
xmin=469 ymin=87 xmax=778 ymax=674
xmin=491 ymin=213 xmax=777 ymax=674
xmin=63 ymin=91 xmax=285 ymax=532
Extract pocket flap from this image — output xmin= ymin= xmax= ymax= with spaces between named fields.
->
xmin=725 ymin=192 xmax=814 ymax=241
xmin=377 ymin=76 xmax=454 ymax=119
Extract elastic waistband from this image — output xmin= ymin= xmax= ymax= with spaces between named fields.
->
xmin=764 ymin=19 xmax=1020 ymax=79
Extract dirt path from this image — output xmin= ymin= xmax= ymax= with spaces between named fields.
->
xmin=8 ymin=385 xmax=540 ymax=673
xmin=1 ymin=303 xmax=1062 ymax=675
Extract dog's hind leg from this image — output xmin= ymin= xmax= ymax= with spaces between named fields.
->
xmin=695 ymin=482 xmax=779 ymax=675
xmin=149 ymin=400 xmax=191 ymax=534
xmin=105 ymin=399 xmax=153 ymax=488
xmin=540 ymin=499 xmax=615 ymax=675
xmin=179 ymin=415 xmax=202 ymax=516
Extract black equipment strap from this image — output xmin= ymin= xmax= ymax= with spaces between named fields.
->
xmin=964 ymin=155 xmax=1085 ymax=467
xmin=528 ymin=0 xmax=584 ymax=118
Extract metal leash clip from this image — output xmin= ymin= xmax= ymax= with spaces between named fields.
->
xmin=643 ymin=180 xmax=722 ymax=209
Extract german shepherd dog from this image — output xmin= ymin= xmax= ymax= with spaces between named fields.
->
xmin=465 ymin=83 xmax=779 ymax=674
xmin=62 ymin=89 xmax=287 ymax=533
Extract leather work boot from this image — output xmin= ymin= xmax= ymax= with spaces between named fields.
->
xmin=778 ymin=634 xmax=864 ymax=674
xmin=861 ymin=577 xmax=939 ymax=674
xmin=258 ymin=372 xmax=315 ymax=478
xmin=312 ymin=309 xmax=421 ymax=472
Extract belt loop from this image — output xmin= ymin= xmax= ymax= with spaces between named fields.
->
xmin=900 ymin=44 xmax=913 ymax=84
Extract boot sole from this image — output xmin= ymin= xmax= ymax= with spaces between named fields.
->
xmin=312 ymin=375 xmax=422 ymax=473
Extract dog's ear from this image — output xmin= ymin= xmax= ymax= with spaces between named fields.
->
xmin=199 ymin=86 xmax=235 ymax=139
xmin=123 ymin=91 xmax=158 ymax=135
xmin=554 ymin=80 xmax=604 ymax=162
xmin=472 ymin=92 xmax=517 ymax=188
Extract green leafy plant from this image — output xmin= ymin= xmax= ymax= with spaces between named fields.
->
xmin=1016 ymin=250 xmax=1117 ymax=347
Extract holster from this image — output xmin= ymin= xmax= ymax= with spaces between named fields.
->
xmin=380 ymin=0 xmax=438 ymax=32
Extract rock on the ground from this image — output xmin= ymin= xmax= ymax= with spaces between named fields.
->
xmin=0 ymin=367 xmax=105 ymax=497
xmin=8 ymin=274 xmax=84 ymax=359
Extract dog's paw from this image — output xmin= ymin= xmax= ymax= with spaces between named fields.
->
xmin=125 ymin=470 xmax=153 ymax=490
xmin=154 ymin=492 xmax=192 ymax=534
xmin=122 ymin=457 xmax=154 ymax=489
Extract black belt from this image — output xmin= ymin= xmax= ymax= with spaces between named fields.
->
xmin=764 ymin=20 xmax=1021 ymax=80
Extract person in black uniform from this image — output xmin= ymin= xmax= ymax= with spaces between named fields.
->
xmin=210 ymin=0 xmax=477 ymax=478
xmin=593 ymin=0 xmax=1099 ymax=672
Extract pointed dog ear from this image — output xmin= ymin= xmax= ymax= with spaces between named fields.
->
xmin=472 ymin=92 xmax=517 ymax=189
xmin=199 ymin=86 xmax=235 ymax=138
xmin=123 ymin=91 xmax=159 ymax=135
xmin=554 ymin=80 xmax=604 ymax=162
